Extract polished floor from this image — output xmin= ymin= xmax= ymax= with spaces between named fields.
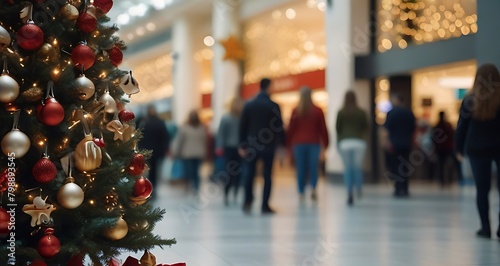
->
xmin=122 ymin=173 xmax=500 ymax=266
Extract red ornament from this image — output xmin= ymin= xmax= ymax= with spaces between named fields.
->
xmin=0 ymin=207 xmax=9 ymax=237
xmin=67 ymin=254 xmax=84 ymax=266
xmin=118 ymin=109 xmax=135 ymax=122
xmin=33 ymin=157 xmax=57 ymax=184
xmin=123 ymin=257 xmax=139 ymax=266
xmin=27 ymin=260 xmax=47 ymax=266
xmin=16 ymin=22 xmax=44 ymax=51
xmin=108 ymin=258 xmax=120 ymax=266
xmin=71 ymin=43 xmax=95 ymax=71
xmin=94 ymin=0 xmax=113 ymax=14
xmin=133 ymin=177 xmax=153 ymax=198
xmin=93 ymin=137 xmax=106 ymax=148
xmin=37 ymin=98 xmax=65 ymax=126
xmin=127 ymin=153 xmax=145 ymax=176
xmin=108 ymin=46 xmax=123 ymax=67
xmin=77 ymin=12 xmax=97 ymax=34
xmin=0 ymin=169 xmax=9 ymax=193
xmin=37 ymin=228 xmax=60 ymax=258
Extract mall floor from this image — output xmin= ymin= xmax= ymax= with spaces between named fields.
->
xmin=126 ymin=170 xmax=500 ymax=266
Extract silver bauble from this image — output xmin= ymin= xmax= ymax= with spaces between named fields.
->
xmin=57 ymin=179 xmax=84 ymax=209
xmin=1 ymin=129 xmax=30 ymax=158
xmin=75 ymin=75 xmax=95 ymax=100
xmin=0 ymin=74 xmax=20 ymax=103
xmin=0 ymin=25 xmax=11 ymax=48
xmin=99 ymin=92 xmax=117 ymax=113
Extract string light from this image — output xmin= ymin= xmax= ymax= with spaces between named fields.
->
xmin=378 ymin=0 xmax=477 ymax=52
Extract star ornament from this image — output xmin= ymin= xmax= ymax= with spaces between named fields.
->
xmin=22 ymin=196 xmax=56 ymax=227
xmin=220 ymin=35 xmax=245 ymax=61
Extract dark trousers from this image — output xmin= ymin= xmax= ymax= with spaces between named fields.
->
xmin=223 ymin=147 xmax=242 ymax=198
xmin=183 ymin=158 xmax=202 ymax=191
xmin=437 ymin=151 xmax=462 ymax=185
xmin=245 ymin=150 xmax=275 ymax=210
xmin=148 ymin=156 xmax=162 ymax=189
xmin=469 ymin=155 xmax=500 ymax=231
xmin=387 ymin=149 xmax=411 ymax=196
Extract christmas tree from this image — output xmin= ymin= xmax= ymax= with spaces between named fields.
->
xmin=0 ymin=0 xmax=175 ymax=265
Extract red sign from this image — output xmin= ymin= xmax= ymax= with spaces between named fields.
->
xmin=201 ymin=93 xmax=212 ymax=109
xmin=241 ymin=69 xmax=325 ymax=99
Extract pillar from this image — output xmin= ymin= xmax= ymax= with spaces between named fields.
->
xmin=325 ymin=0 xmax=353 ymax=175
xmin=211 ymin=0 xmax=242 ymax=132
xmin=476 ymin=0 xmax=500 ymax=68
xmin=172 ymin=17 xmax=202 ymax=125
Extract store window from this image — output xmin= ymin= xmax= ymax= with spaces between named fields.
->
xmin=243 ymin=1 xmax=326 ymax=84
xmin=377 ymin=0 xmax=477 ymax=53
xmin=129 ymin=54 xmax=174 ymax=103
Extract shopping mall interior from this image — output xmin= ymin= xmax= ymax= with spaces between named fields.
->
xmin=97 ymin=0 xmax=500 ymax=265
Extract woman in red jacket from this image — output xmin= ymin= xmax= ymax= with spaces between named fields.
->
xmin=287 ymin=87 xmax=329 ymax=200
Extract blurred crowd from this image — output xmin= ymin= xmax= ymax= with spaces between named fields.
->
xmin=137 ymin=64 xmax=500 ymax=239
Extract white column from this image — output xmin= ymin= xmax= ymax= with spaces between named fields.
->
xmin=172 ymin=17 xmax=202 ymax=125
xmin=211 ymin=0 xmax=242 ymax=132
xmin=325 ymin=1 xmax=353 ymax=174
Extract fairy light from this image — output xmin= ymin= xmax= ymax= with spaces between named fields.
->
xmin=52 ymin=68 xmax=60 ymax=76
xmin=89 ymin=199 xmax=95 ymax=205
xmin=378 ymin=0 xmax=476 ymax=52
xmin=53 ymin=39 xmax=58 ymax=46
xmin=38 ymin=140 xmax=45 ymax=146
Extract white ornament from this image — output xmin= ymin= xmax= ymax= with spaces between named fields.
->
xmin=119 ymin=71 xmax=140 ymax=95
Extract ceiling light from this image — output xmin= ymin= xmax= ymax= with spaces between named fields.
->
xmin=203 ymin=36 xmax=215 ymax=47
xmin=117 ymin=14 xmax=130 ymax=25
xmin=438 ymin=77 xmax=474 ymax=88
xmin=152 ymin=0 xmax=174 ymax=10
xmin=129 ymin=3 xmax=148 ymax=17
xmin=136 ymin=27 xmax=145 ymax=36
xmin=146 ymin=23 xmax=156 ymax=31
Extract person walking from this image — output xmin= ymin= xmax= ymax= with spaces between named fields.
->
xmin=336 ymin=91 xmax=368 ymax=205
xmin=216 ymin=97 xmax=244 ymax=205
xmin=433 ymin=111 xmax=457 ymax=187
xmin=384 ymin=94 xmax=416 ymax=197
xmin=138 ymin=105 xmax=170 ymax=195
xmin=172 ymin=110 xmax=207 ymax=193
xmin=287 ymin=87 xmax=329 ymax=201
xmin=239 ymin=78 xmax=285 ymax=214
xmin=455 ymin=63 xmax=500 ymax=239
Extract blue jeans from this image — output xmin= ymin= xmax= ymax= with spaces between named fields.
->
xmin=293 ymin=144 xmax=321 ymax=194
xmin=183 ymin=159 xmax=202 ymax=191
xmin=338 ymin=139 xmax=366 ymax=195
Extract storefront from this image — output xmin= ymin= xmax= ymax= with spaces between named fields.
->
xmin=241 ymin=0 xmax=327 ymax=123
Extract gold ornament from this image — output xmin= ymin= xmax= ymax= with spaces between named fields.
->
xmin=104 ymin=217 xmax=128 ymax=241
xmin=140 ymin=250 xmax=156 ymax=266
xmin=60 ymin=4 xmax=79 ymax=21
xmin=122 ymin=125 xmax=134 ymax=142
xmin=74 ymin=134 xmax=102 ymax=172
xmin=38 ymin=43 xmax=61 ymax=63
xmin=23 ymin=86 xmax=44 ymax=102
xmin=129 ymin=194 xmax=151 ymax=206
xmin=106 ymin=120 xmax=130 ymax=141
xmin=22 ymin=196 xmax=56 ymax=227
xmin=129 ymin=220 xmax=149 ymax=231
xmin=220 ymin=35 xmax=245 ymax=61
xmin=57 ymin=177 xmax=84 ymax=209
xmin=67 ymin=0 xmax=82 ymax=8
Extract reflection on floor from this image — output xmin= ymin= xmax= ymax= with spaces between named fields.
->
xmin=121 ymin=175 xmax=500 ymax=266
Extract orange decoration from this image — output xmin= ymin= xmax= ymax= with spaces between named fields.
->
xmin=220 ymin=35 xmax=245 ymax=61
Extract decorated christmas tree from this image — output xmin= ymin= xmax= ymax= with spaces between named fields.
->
xmin=0 ymin=0 xmax=175 ymax=265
